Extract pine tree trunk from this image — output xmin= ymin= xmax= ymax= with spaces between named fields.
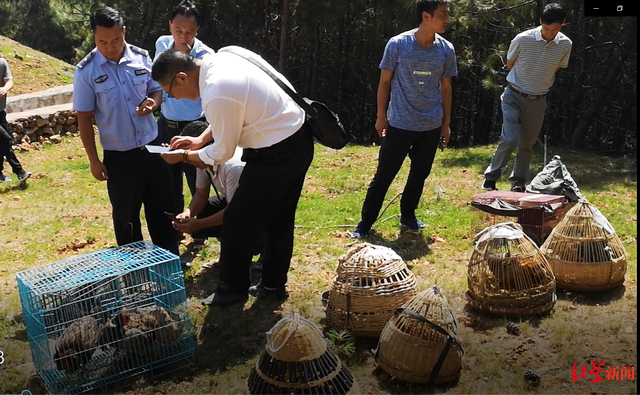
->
xmin=278 ymin=0 xmax=291 ymax=73
xmin=570 ymin=18 xmax=636 ymax=147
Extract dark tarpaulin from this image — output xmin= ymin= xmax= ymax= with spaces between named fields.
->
xmin=526 ymin=155 xmax=585 ymax=202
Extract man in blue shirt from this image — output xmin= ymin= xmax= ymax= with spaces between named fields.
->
xmin=73 ymin=7 xmax=178 ymax=256
xmin=154 ymin=0 xmax=214 ymax=242
xmin=351 ymin=0 xmax=457 ymax=238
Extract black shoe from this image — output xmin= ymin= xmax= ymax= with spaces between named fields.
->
xmin=348 ymin=223 xmax=370 ymax=239
xmin=480 ymin=179 xmax=497 ymax=191
xmin=400 ymin=217 xmax=426 ymax=231
xmin=0 ymin=173 xmax=12 ymax=183
xmin=181 ymin=259 xmax=192 ymax=270
xmin=201 ymin=286 xmax=248 ymax=306
xmin=248 ymin=284 xmax=289 ymax=301
xmin=511 ymin=185 xmax=526 ymax=193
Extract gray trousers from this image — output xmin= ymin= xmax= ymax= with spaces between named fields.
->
xmin=484 ymin=87 xmax=547 ymax=187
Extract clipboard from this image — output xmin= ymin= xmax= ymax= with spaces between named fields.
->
xmin=145 ymin=145 xmax=171 ymax=154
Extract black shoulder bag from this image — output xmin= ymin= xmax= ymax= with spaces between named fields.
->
xmin=220 ymin=47 xmax=349 ymax=150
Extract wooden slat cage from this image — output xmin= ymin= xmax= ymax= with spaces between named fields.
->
xmin=540 ymin=200 xmax=628 ymax=292
xmin=375 ymin=286 xmax=463 ymax=385
xmin=466 ymin=222 xmax=557 ymax=316
xmin=247 ymin=314 xmax=360 ymax=394
xmin=325 ymin=243 xmax=418 ymax=337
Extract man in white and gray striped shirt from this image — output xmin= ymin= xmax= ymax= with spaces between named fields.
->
xmin=482 ymin=3 xmax=572 ymax=192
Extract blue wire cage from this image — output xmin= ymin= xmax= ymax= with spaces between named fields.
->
xmin=16 ymin=241 xmax=195 ymax=394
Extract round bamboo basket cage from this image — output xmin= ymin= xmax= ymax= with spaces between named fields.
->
xmin=540 ymin=200 xmax=628 ymax=292
xmin=466 ymin=222 xmax=556 ymax=316
xmin=326 ymin=243 xmax=418 ymax=337
xmin=375 ymin=286 xmax=463 ymax=385
xmin=247 ymin=313 xmax=360 ymax=394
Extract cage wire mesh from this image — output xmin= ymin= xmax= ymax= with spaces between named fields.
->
xmin=540 ymin=200 xmax=628 ymax=292
xmin=325 ymin=243 xmax=418 ymax=337
xmin=247 ymin=313 xmax=360 ymax=394
xmin=15 ymin=241 xmax=195 ymax=394
xmin=466 ymin=222 xmax=557 ymax=316
xmin=375 ymin=286 xmax=463 ymax=385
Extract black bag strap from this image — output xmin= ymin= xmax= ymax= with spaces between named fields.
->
xmin=219 ymin=47 xmax=317 ymax=118
xmin=395 ymin=307 xmax=463 ymax=386
xmin=205 ymin=168 xmax=221 ymax=201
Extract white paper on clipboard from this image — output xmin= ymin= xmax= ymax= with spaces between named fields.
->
xmin=145 ymin=145 xmax=171 ymax=154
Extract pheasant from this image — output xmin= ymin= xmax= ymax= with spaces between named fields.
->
xmin=53 ymin=316 xmax=103 ymax=374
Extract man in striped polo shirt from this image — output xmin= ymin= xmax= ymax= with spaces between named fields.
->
xmin=482 ymin=3 xmax=572 ymax=192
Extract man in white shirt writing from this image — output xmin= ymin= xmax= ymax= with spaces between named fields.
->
xmin=152 ymin=46 xmax=314 ymax=305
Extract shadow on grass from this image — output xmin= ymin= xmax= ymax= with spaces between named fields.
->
xmin=195 ymin=297 xmax=283 ymax=377
xmin=459 ymin=303 xmax=554 ymax=333
xmin=363 ymin=230 xmax=432 ymax=261
xmin=556 ymin=284 xmax=626 ymax=305
xmin=441 ymin=145 xmax=637 ymax=191
xmin=371 ymin=366 xmax=461 ymax=395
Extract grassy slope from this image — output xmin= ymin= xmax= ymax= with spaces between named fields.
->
xmin=0 ymin=137 xmax=636 ymax=394
xmin=0 ymin=35 xmax=75 ymax=95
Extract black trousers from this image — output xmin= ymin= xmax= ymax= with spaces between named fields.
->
xmin=360 ymin=125 xmax=441 ymax=227
xmin=0 ymin=110 xmax=24 ymax=175
xmin=191 ymin=196 xmax=265 ymax=256
xmin=219 ymin=125 xmax=314 ymax=292
xmin=155 ymin=116 xmax=200 ymax=215
xmin=103 ymin=147 xmax=178 ymax=255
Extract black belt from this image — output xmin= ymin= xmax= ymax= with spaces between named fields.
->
xmin=508 ymin=83 xmax=546 ymax=101
xmin=164 ymin=117 xmax=206 ymax=129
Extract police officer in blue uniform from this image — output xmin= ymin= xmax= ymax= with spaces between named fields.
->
xmin=73 ymin=7 xmax=178 ymax=255
xmin=154 ymin=0 xmax=215 ymax=225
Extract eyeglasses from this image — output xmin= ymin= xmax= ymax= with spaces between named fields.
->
xmin=167 ymin=73 xmax=179 ymax=99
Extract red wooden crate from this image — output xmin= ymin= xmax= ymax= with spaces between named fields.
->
xmin=470 ymin=192 xmax=570 ymax=245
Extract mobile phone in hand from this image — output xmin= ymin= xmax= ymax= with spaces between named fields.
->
xmin=164 ymin=211 xmax=177 ymax=221
xmin=138 ymin=96 xmax=149 ymax=108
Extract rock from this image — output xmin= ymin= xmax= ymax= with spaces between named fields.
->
xmin=49 ymin=134 xmax=62 ymax=143
xmin=67 ymin=124 xmax=77 ymax=134
xmin=36 ymin=118 xmax=50 ymax=127
xmin=38 ymin=136 xmax=46 ymax=143
xmin=65 ymin=116 xmax=76 ymax=125
xmin=54 ymin=124 xmax=64 ymax=133
xmin=57 ymin=115 xmax=67 ymax=125
xmin=22 ymin=135 xmax=31 ymax=144
xmin=41 ymin=127 xmax=53 ymax=136
xmin=25 ymin=127 xmax=38 ymax=137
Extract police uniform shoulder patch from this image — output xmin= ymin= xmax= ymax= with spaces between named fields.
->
xmin=76 ymin=52 xmax=95 ymax=69
xmin=94 ymin=75 xmax=108 ymax=83
xmin=128 ymin=45 xmax=149 ymax=57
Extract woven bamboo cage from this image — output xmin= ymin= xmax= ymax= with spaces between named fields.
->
xmin=466 ymin=222 xmax=556 ymax=316
xmin=247 ymin=313 xmax=360 ymax=394
xmin=375 ymin=286 xmax=463 ymax=385
xmin=540 ymin=200 xmax=628 ymax=292
xmin=325 ymin=243 xmax=418 ymax=337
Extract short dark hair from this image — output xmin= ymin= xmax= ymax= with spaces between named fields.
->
xmin=171 ymin=0 xmax=200 ymax=26
xmin=181 ymin=120 xmax=209 ymax=138
xmin=151 ymin=49 xmax=198 ymax=85
xmin=541 ymin=3 xmax=566 ymax=25
xmin=416 ymin=0 xmax=450 ymax=26
xmin=90 ymin=7 xmax=124 ymax=31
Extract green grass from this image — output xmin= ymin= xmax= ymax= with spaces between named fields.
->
xmin=1 ymin=35 xmax=75 ymax=94
xmin=0 ymin=137 xmax=637 ymax=394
